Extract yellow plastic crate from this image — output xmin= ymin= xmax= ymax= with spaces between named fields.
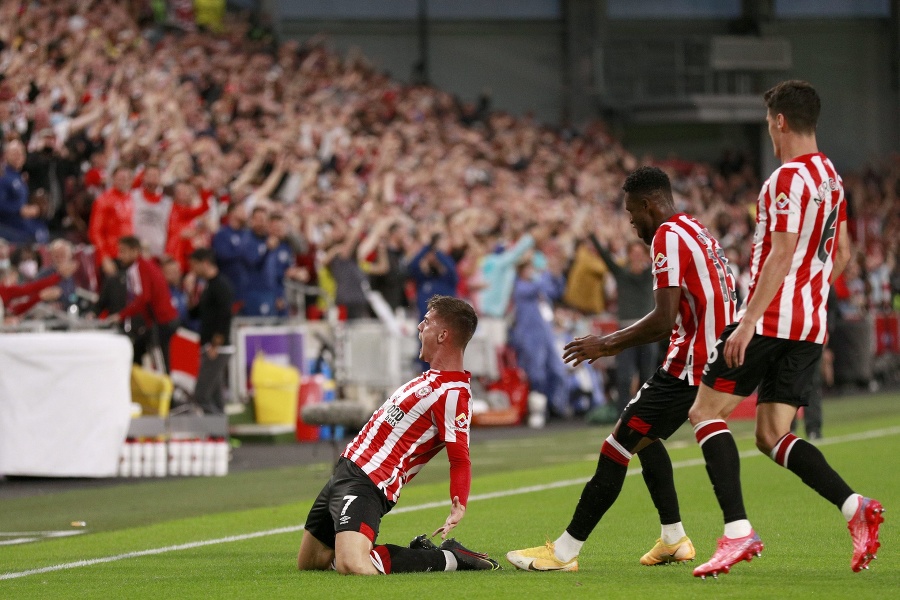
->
xmin=130 ymin=365 xmax=174 ymax=417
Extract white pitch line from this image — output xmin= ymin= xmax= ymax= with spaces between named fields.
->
xmin=0 ymin=531 xmax=86 ymax=546
xmin=2 ymin=425 xmax=898 ymax=581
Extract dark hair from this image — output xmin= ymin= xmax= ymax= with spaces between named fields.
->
xmin=189 ymin=247 xmax=216 ymax=264
xmin=250 ymin=206 xmax=268 ymax=217
xmin=622 ymin=166 xmax=672 ymax=201
xmin=764 ymin=80 xmax=820 ymax=134
xmin=426 ymin=295 xmax=478 ymax=349
xmin=118 ymin=235 xmax=142 ymax=250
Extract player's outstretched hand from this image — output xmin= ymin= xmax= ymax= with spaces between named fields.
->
xmin=432 ymin=496 xmax=466 ymax=540
xmin=563 ymin=335 xmax=614 ymax=367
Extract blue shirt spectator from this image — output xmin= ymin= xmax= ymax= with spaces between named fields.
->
xmin=0 ymin=141 xmax=47 ymax=244
xmin=211 ymin=203 xmax=249 ymax=303
xmin=408 ymin=236 xmax=459 ymax=321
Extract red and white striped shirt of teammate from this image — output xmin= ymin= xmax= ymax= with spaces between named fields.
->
xmin=343 ymin=368 xmax=472 ymax=505
xmin=746 ymin=153 xmax=846 ymax=342
xmin=652 ymin=213 xmax=738 ymax=384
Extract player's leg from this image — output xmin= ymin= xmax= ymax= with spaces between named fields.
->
xmin=756 ymin=343 xmax=883 ymax=572
xmin=334 ymin=531 xmax=379 ymax=575
xmin=689 ymin=325 xmax=770 ymax=578
xmin=298 ymin=471 xmax=340 ymax=571
xmin=688 ymin=383 xmax=748 ymax=531
xmin=297 ymin=530 xmax=336 ymax=571
xmin=370 ymin=536 xmax=499 ymax=573
xmin=637 ymin=441 xmax=695 ymax=565
xmin=631 ymin=371 xmax=699 ymax=565
xmin=507 ymin=373 xmax=670 ymax=571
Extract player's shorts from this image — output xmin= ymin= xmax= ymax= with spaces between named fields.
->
xmin=700 ymin=323 xmax=823 ymax=407
xmin=620 ymin=368 xmax=698 ymax=440
xmin=303 ymin=457 xmax=395 ymax=548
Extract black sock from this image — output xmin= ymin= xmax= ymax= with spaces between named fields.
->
xmin=638 ymin=441 xmax=681 ymax=525
xmin=371 ymin=544 xmax=447 ymax=574
xmin=694 ymin=421 xmax=747 ymax=524
xmin=566 ymin=448 xmax=629 ymax=541
xmin=769 ymin=433 xmax=854 ymax=507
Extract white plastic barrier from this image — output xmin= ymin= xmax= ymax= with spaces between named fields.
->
xmin=0 ymin=332 xmax=133 ymax=477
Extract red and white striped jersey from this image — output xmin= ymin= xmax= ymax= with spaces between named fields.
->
xmin=343 ymin=369 xmax=472 ymax=503
xmin=745 ymin=153 xmax=846 ymax=343
xmin=652 ymin=213 xmax=738 ymax=384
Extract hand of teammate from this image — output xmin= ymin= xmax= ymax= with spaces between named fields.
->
xmin=562 ymin=335 xmax=614 ymax=367
xmin=432 ymin=496 xmax=465 ymax=540
xmin=723 ymin=321 xmax=754 ymax=368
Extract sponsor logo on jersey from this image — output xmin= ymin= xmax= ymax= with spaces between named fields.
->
xmin=384 ymin=404 xmax=406 ymax=427
xmin=653 ymin=252 xmax=673 ymax=274
xmin=416 ymin=386 xmax=432 ymax=398
xmin=774 ymin=192 xmax=794 ymax=214
xmin=454 ymin=412 xmax=470 ymax=430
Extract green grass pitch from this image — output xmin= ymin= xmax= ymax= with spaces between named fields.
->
xmin=1 ymin=392 xmax=898 ymax=599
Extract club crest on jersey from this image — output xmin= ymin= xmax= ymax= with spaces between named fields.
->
xmin=454 ymin=412 xmax=470 ymax=430
xmin=416 ymin=386 xmax=432 ymax=398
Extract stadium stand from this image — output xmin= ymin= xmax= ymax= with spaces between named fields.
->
xmin=0 ymin=0 xmax=897 ymax=423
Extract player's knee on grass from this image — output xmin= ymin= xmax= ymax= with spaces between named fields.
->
xmin=297 ymin=532 xmax=335 ymax=571
xmin=335 ymin=552 xmax=379 ymax=576
xmin=334 ymin=531 xmax=380 ymax=575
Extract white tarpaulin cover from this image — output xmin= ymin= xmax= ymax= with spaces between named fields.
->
xmin=0 ymin=332 xmax=133 ymax=477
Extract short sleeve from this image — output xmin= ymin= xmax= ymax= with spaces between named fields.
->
xmin=769 ymin=168 xmax=803 ymax=234
xmin=651 ymin=227 xmax=684 ymax=290
xmin=432 ymin=387 xmax=471 ymax=446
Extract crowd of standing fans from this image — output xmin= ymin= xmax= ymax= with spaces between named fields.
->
xmin=1 ymin=1 xmax=898 ymax=413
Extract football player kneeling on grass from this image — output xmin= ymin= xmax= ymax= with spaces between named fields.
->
xmin=297 ymin=296 xmax=500 ymax=575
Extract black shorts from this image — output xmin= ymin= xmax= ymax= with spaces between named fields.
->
xmin=700 ymin=323 xmax=823 ymax=407
xmin=303 ymin=458 xmax=395 ymax=548
xmin=620 ymin=368 xmax=698 ymax=440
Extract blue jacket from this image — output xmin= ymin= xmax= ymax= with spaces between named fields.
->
xmin=0 ymin=165 xmax=30 ymax=237
xmin=212 ymin=225 xmax=249 ymax=300
xmin=408 ymin=244 xmax=458 ymax=320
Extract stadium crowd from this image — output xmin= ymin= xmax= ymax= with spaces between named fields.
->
xmin=1 ymin=0 xmax=898 ymax=413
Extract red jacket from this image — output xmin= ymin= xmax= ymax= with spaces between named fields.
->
xmin=119 ymin=257 xmax=178 ymax=325
xmin=165 ymin=195 xmax=210 ymax=272
xmin=88 ymin=187 xmax=134 ymax=265
xmin=0 ymin=273 xmax=61 ymax=316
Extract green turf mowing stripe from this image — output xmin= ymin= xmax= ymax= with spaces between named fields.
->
xmin=2 ymin=425 xmax=898 ymax=581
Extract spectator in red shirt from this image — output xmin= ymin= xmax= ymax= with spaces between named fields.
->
xmin=88 ymin=166 xmax=134 ymax=278
xmin=108 ymin=236 xmax=180 ymax=372
xmin=165 ymin=181 xmax=211 ymax=272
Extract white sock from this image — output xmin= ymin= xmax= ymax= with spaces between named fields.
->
xmin=661 ymin=522 xmax=687 ymax=545
xmin=841 ymin=494 xmax=863 ymax=522
xmin=443 ymin=550 xmax=458 ymax=571
xmin=553 ymin=531 xmax=583 ymax=562
xmin=724 ymin=519 xmax=752 ymax=539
